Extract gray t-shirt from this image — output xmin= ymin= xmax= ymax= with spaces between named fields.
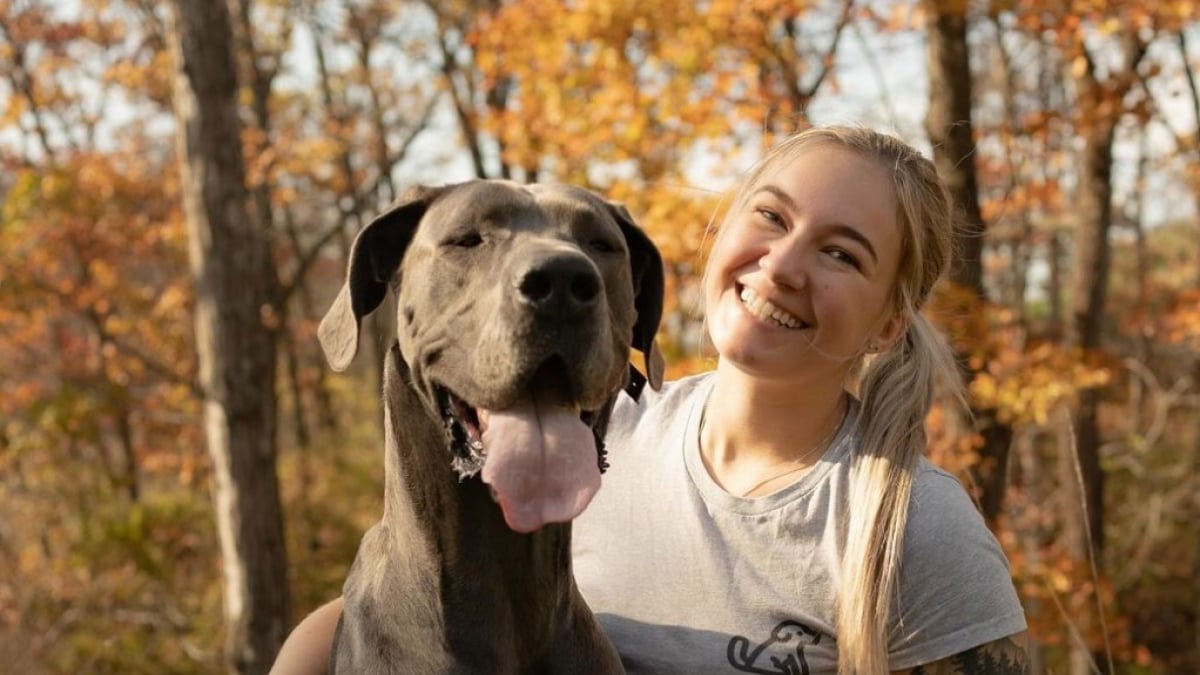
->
xmin=573 ymin=372 xmax=1026 ymax=673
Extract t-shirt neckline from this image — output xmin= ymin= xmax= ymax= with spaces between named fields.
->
xmin=682 ymin=374 xmax=855 ymax=516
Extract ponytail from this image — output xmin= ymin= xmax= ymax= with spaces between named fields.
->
xmin=836 ymin=311 xmax=965 ymax=673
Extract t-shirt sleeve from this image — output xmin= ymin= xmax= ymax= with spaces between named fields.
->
xmin=886 ymin=467 xmax=1028 ymax=670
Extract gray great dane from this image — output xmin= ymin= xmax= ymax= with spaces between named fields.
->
xmin=318 ymin=179 xmax=664 ymax=674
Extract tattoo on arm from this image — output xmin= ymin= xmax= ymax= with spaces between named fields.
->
xmin=902 ymin=635 xmax=1030 ymax=675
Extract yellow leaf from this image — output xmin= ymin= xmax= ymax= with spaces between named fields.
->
xmin=1070 ymin=54 xmax=1089 ymax=79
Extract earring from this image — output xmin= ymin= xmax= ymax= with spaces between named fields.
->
xmin=867 ymin=341 xmax=880 ymax=353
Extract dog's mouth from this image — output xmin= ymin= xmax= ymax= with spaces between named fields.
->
xmin=436 ymin=386 xmax=487 ymax=459
xmin=433 ymin=360 xmax=607 ymax=534
xmin=433 ymin=388 xmax=601 ymax=467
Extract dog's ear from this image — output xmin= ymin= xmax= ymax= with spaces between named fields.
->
xmin=318 ymin=185 xmax=448 ymax=372
xmin=607 ymin=202 xmax=665 ymax=394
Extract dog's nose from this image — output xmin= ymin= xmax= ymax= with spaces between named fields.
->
xmin=517 ymin=255 xmax=601 ymax=316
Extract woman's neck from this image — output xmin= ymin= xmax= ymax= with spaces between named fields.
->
xmin=701 ymin=360 xmax=848 ymax=481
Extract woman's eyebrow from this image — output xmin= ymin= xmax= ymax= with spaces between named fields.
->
xmin=754 ymin=184 xmax=798 ymax=211
xmin=828 ymin=223 xmax=878 ymax=265
xmin=752 ymin=184 xmax=879 ymax=264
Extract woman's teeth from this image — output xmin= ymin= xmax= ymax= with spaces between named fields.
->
xmin=739 ymin=287 xmax=804 ymax=329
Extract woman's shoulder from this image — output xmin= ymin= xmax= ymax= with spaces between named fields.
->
xmin=901 ymin=459 xmax=1014 ymax=577
xmin=601 ymin=370 xmax=713 ymax=455
xmin=612 ymin=370 xmax=714 ymax=425
xmin=890 ymin=460 xmax=1027 ymax=662
xmin=906 ymin=461 xmax=994 ymax=540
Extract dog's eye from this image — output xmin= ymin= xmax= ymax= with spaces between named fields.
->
xmin=587 ymin=238 xmax=620 ymax=254
xmin=444 ymin=231 xmax=484 ymax=248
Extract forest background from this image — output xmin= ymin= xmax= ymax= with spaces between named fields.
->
xmin=2 ymin=0 xmax=1198 ymax=673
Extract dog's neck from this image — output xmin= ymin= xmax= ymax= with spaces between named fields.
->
xmin=376 ymin=344 xmax=579 ymax=660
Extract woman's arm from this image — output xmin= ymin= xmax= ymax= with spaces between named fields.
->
xmin=892 ymin=632 xmax=1029 ymax=674
xmin=269 ymin=597 xmax=344 ymax=675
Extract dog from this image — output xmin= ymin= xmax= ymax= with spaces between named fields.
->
xmin=317 ymin=179 xmax=664 ymax=674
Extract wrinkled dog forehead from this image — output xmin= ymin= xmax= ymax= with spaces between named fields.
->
xmin=528 ymin=184 xmax=631 ymax=237
xmin=412 ymin=181 xmax=626 ymax=242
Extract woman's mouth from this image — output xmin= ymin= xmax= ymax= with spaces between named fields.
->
xmin=738 ymin=286 xmax=806 ymax=330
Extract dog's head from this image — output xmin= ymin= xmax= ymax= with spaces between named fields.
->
xmin=318 ymin=180 xmax=664 ymax=532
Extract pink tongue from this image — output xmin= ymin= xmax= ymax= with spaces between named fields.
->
xmin=479 ymin=393 xmax=600 ymax=533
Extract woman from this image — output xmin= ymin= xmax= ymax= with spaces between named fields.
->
xmin=272 ymin=126 xmax=1027 ymax=674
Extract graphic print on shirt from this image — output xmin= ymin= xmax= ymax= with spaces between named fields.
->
xmin=727 ymin=620 xmax=825 ymax=675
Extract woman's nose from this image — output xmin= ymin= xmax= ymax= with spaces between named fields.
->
xmin=760 ymin=239 xmax=807 ymax=290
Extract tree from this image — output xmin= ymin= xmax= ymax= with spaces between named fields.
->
xmin=1057 ymin=20 xmax=1145 ymax=674
xmin=1063 ymin=19 xmax=1145 ymax=562
xmin=1123 ymin=15 xmax=1200 ymax=670
xmin=167 ymin=0 xmax=289 ymax=671
xmin=0 ymin=2 xmax=217 ymax=670
xmin=923 ymin=0 xmax=1015 ymax=525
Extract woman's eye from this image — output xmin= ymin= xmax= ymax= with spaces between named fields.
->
xmin=828 ymin=248 xmax=861 ymax=269
xmin=755 ymin=208 xmax=784 ymax=227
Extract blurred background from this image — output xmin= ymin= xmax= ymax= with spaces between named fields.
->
xmin=1 ymin=0 xmax=1198 ymax=672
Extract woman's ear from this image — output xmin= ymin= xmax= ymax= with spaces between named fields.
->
xmin=872 ymin=310 xmax=909 ymax=353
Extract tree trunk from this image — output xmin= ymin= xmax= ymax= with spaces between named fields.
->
xmin=167 ymin=1 xmax=290 ymax=672
xmin=925 ymin=1 xmax=982 ymax=296
xmin=1066 ymin=118 xmax=1115 ymax=560
xmin=1194 ymin=355 xmax=1200 ymax=673
xmin=1048 ymin=230 xmax=1064 ymax=338
xmin=1169 ymin=32 xmax=1200 ymax=670
xmin=924 ymin=0 xmax=1014 ymax=524
xmin=1064 ymin=63 xmax=1127 ymax=675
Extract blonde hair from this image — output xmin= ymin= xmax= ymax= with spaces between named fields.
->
xmin=713 ymin=125 xmax=964 ymax=673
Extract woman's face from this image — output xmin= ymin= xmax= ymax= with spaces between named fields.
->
xmin=703 ymin=143 xmax=906 ymax=383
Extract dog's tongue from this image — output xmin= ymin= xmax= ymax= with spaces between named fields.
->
xmin=479 ymin=393 xmax=600 ymax=533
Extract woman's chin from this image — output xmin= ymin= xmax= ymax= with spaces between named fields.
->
xmin=713 ymin=335 xmax=795 ymax=373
